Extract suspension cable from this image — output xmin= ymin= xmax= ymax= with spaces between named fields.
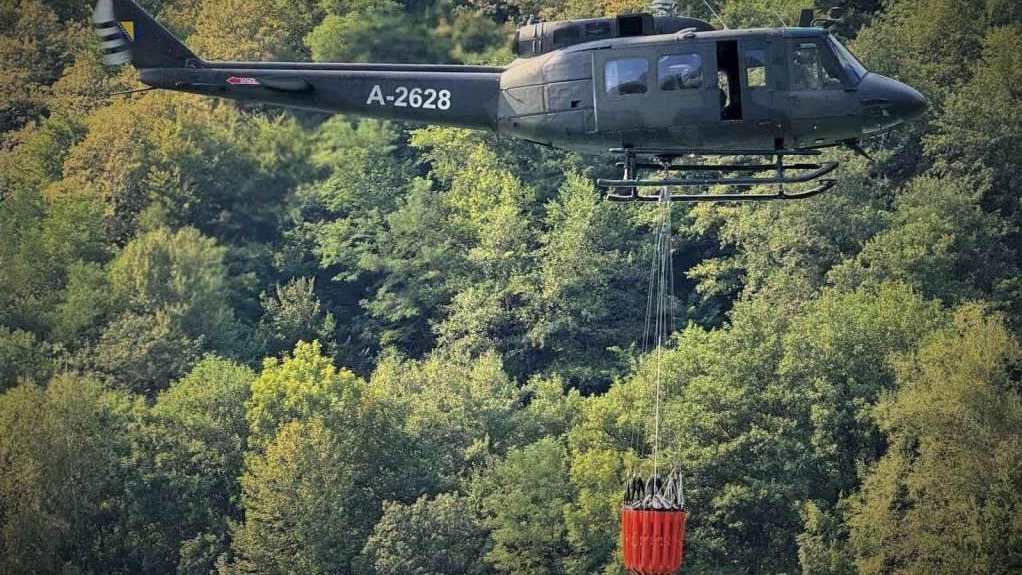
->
xmin=647 ymin=186 xmax=673 ymax=480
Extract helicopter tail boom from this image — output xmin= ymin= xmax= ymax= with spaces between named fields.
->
xmin=94 ymin=0 xmax=502 ymax=130
xmin=139 ymin=65 xmax=501 ymax=128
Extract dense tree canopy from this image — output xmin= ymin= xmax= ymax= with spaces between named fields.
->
xmin=2 ymin=0 xmax=1022 ymax=574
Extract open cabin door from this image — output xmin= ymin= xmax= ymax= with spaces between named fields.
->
xmin=708 ymin=38 xmax=786 ymax=149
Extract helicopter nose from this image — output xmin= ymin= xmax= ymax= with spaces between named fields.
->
xmin=890 ymin=80 xmax=926 ymax=121
xmin=859 ymin=74 xmax=927 ymax=133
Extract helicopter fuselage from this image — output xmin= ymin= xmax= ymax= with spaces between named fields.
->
xmin=100 ymin=0 xmax=925 ymax=159
xmin=498 ymin=27 xmax=923 ymax=154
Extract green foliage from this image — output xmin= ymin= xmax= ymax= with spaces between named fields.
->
xmin=437 ymin=10 xmax=512 ymax=64
xmin=563 ymin=373 xmax=649 ymax=575
xmin=847 ymin=306 xmax=1022 ymax=575
xmin=111 ymin=226 xmax=239 ymax=338
xmin=690 ymin=160 xmax=890 ymax=305
xmin=512 ymin=374 xmax=582 ymax=445
xmin=257 ymin=277 xmax=337 ymax=357
xmin=229 ymin=418 xmax=363 ymax=575
xmin=0 ymin=113 xmax=86 ymax=196
xmin=0 ymin=326 xmax=52 ymax=390
xmin=71 ymin=226 xmax=245 ymax=393
xmin=110 ymin=226 xmax=231 ymax=330
xmin=370 ymin=349 xmax=519 ymax=486
xmin=189 ymin=0 xmax=319 ymax=60
xmin=0 ymin=375 xmax=140 ymax=575
xmin=665 ymin=300 xmax=809 ymax=574
xmin=0 ymin=190 xmax=49 ymax=331
xmin=797 ymin=501 xmax=856 ymax=575
xmin=58 ymin=93 xmax=295 ymax=242
xmin=0 ymin=186 xmax=107 ymax=337
xmin=91 ymin=308 xmax=205 ymax=395
xmin=415 ymin=127 xmax=540 ymax=364
xmin=926 ymin=25 xmax=1022 ymax=235
xmin=473 ymin=437 xmax=573 ymax=575
xmin=308 ymin=10 xmax=448 ymax=63
xmin=781 ymin=283 xmax=949 ymax=499
xmin=530 ymin=174 xmax=647 ymax=388
xmin=0 ymin=1 xmax=82 ymax=132
xmin=245 ymin=340 xmax=362 ymax=446
xmin=50 ymin=261 xmax=116 ymax=344
xmin=125 ymin=356 xmax=254 ymax=574
xmin=829 ymin=174 xmax=1018 ymax=310
xmin=235 ymin=340 xmax=421 ymax=573
xmin=361 ymin=493 xmax=490 ymax=575
xmin=852 ymin=0 xmax=986 ymax=103
xmin=717 ymin=0 xmax=806 ymax=28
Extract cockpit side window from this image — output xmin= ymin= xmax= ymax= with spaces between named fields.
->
xmin=791 ymin=42 xmax=842 ymax=91
xmin=605 ymin=58 xmax=649 ymax=95
xmin=658 ymin=53 xmax=703 ymax=90
xmin=828 ymin=36 xmax=867 ymax=83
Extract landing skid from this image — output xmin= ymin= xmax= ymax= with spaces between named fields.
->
xmin=597 ymin=148 xmax=838 ymax=202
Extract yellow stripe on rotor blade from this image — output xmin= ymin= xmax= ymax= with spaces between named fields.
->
xmin=119 ymin=21 xmax=134 ymax=41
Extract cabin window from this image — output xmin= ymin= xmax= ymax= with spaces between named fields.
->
xmin=552 ymin=25 xmax=581 ymax=47
xmin=585 ymin=21 xmax=611 ymax=36
xmin=744 ymin=49 xmax=767 ymax=87
xmin=658 ymin=53 xmax=703 ymax=90
xmin=605 ymin=58 xmax=649 ymax=95
xmin=791 ymin=42 xmax=842 ymax=90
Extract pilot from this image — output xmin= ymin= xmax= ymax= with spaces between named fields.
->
xmin=792 ymin=50 xmax=820 ymax=91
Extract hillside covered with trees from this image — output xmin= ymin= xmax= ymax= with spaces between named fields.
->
xmin=2 ymin=0 xmax=1022 ymax=574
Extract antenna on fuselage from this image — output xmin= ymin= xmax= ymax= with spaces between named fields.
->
xmin=770 ymin=8 xmax=789 ymax=27
xmin=701 ymin=0 xmax=730 ymax=29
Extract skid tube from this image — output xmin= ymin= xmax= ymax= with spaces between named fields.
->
xmin=597 ymin=147 xmax=838 ymax=202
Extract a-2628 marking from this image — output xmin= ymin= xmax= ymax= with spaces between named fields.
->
xmin=366 ymin=85 xmax=451 ymax=110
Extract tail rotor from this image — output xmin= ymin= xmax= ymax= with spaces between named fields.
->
xmin=91 ymin=0 xmax=201 ymax=69
xmin=92 ymin=0 xmax=132 ymax=66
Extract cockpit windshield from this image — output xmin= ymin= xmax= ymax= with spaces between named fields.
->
xmin=828 ymin=35 xmax=867 ymax=83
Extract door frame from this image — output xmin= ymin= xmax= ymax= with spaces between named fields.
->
xmin=738 ymin=36 xmax=786 ymax=129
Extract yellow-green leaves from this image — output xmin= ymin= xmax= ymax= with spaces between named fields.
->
xmin=848 ymin=307 xmax=1022 ymax=575
xmin=246 ymin=340 xmax=363 ymax=447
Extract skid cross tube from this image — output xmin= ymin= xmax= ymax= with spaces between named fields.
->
xmin=625 ymin=162 xmax=824 ymax=172
xmin=600 ymin=162 xmax=838 ymax=187
xmin=598 ymin=147 xmax=839 ymax=202
xmin=607 ymin=147 xmax=827 ymax=156
xmin=607 ymin=179 xmax=837 ymax=201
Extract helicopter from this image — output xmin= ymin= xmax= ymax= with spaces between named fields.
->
xmin=93 ymin=0 xmax=925 ymax=201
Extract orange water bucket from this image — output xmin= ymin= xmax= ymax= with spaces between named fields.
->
xmin=620 ymin=507 xmax=686 ymax=575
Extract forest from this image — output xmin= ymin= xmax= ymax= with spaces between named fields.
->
xmin=2 ymin=0 xmax=1022 ymax=573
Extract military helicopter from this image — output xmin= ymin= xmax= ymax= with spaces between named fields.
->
xmin=94 ymin=0 xmax=925 ymax=201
